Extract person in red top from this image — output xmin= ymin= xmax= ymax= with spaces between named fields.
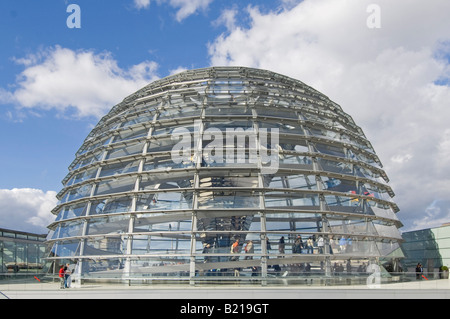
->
xmin=58 ymin=265 xmax=66 ymax=289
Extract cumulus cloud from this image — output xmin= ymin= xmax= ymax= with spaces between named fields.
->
xmin=413 ymin=200 xmax=450 ymax=230
xmin=134 ymin=0 xmax=213 ymax=22
xmin=208 ymin=0 xmax=450 ymax=231
xmin=169 ymin=66 xmax=189 ymax=75
xmin=134 ymin=0 xmax=151 ymax=9
xmin=212 ymin=6 xmax=238 ymax=31
xmin=171 ymin=0 xmax=213 ymax=21
xmin=4 ymin=46 xmax=159 ymax=119
xmin=0 ymin=188 xmax=57 ymax=234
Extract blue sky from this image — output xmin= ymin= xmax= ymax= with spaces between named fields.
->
xmin=0 ymin=1 xmax=222 ymax=190
xmin=0 ymin=0 xmax=449 ymax=233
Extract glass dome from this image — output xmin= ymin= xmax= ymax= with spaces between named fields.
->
xmin=46 ymin=66 xmax=403 ymax=284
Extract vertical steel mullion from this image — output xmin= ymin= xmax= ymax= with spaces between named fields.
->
xmin=190 ymin=118 xmax=203 ymax=283
xmin=253 ymin=116 xmax=268 ymax=284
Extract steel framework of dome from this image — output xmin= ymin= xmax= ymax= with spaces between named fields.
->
xmin=46 ymin=66 xmax=403 ymax=285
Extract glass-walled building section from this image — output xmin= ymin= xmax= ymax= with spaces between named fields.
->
xmin=0 ymin=228 xmax=47 ymax=276
xmin=46 ymin=67 xmax=403 ymax=284
xmin=401 ymin=223 xmax=450 ymax=277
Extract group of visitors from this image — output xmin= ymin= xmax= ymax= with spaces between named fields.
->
xmin=279 ymin=235 xmax=327 ymax=255
xmin=226 ymin=235 xmax=332 ymax=257
xmin=58 ymin=264 xmax=73 ymax=289
xmin=290 ymin=236 xmax=317 ymax=254
xmin=201 ymin=234 xmax=357 ymax=269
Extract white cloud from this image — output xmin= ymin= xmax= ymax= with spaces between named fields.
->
xmin=437 ymin=129 xmax=450 ymax=169
xmin=171 ymin=0 xmax=213 ymax=22
xmin=411 ymin=200 xmax=450 ymax=230
xmin=0 ymin=188 xmax=57 ymax=234
xmin=208 ymin=0 xmax=450 ymax=231
xmin=169 ymin=66 xmax=189 ymax=75
xmin=134 ymin=0 xmax=151 ymax=9
xmin=391 ymin=154 xmax=413 ymax=164
xmin=134 ymin=0 xmax=213 ymax=22
xmin=5 ymin=46 xmax=159 ymax=119
xmin=212 ymin=6 xmax=238 ymax=31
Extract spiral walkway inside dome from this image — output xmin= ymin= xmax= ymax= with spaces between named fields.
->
xmin=45 ymin=66 xmax=404 ymax=285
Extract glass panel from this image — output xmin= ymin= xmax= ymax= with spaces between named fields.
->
xmin=140 ymin=175 xmax=193 ymax=191
xmin=205 ymin=104 xmax=253 ymax=116
xmin=255 ymin=106 xmax=298 ymax=119
xmin=133 ymin=100 xmax=159 ymax=115
xmin=158 ymin=105 xmax=202 ymax=120
xmin=258 ymin=121 xmax=303 ymax=135
xmin=131 ymin=216 xmax=192 ymax=255
xmin=143 ymin=154 xmax=192 ymax=171
xmin=81 ymin=258 xmax=125 ymax=273
xmin=267 ymin=174 xmax=317 ymax=190
xmin=348 ymin=149 xmax=381 ymax=168
xmin=152 ymin=122 xmax=198 ymax=137
xmin=121 ymin=112 xmax=154 ymax=128
xmin=51 ymin=241 xmax=81 ymax=258
xmin=69 ymin=167 xmax=98 ymax=185
xmin=278 ymin=153 xmax=312 ymax=168
xmin=264 ymin=191 xmax=319 ymax=208
xmin=2 ymin=232 xmax=15 ymax=238
xmin=302 ymin=110 xmax=351 ymax=132
xmin=134 ymin=215 xmax=192 ymax=231
xmin=76 ymin=138 xmax=103 ymax=157
xmin=54 ymin=220 xmax=84 ymax=239
xmin=204 ymin=120 xmax=253 ymax=131
xmin=87 ymin=120 xmax=120 ymax=141
xmin=327 ymin=237 xmax=380 ymax=256
xmin=99 ymin=160 xmax=140 ymax=177
xmin=374 ymin=223 xmax=402 ymax=240
xmin=86 ymin=215 xmax=131 ymax=236
xmin=362 ymin=182 xmax=391 ymax=201
xmin=340 ymin=220 xmax=376 ymax=237
xmin=106 ymin=142 xmax=144 ymax=159
xmin=317 ymin=157 xmax=353 ymax=175
xmin=84 ymin=237 xmax=127 ymax=256
xmin=64 ymin=184 xmax=92 ymax=202
xmin=200 ymin=149 xmax=258 ymax=168
xmin=322 ymin=176 xmax=357 ymax=192
xmin=2 ymin=241 xmax=15 ymax=269
xmin=94 ymin=176 xmax=136 ymax=196
xmin=206 ymin=93 xmax=248 ymax=107
xmin=354 ymin=165 xmax=384 ymax=183
xmin=14 ymin=243 xmax=25 ymax=269
xmin=89 ymin=197 xmax=133 ymax=215
xmin=113 ymin=126 xmax=148 ymax=143
xmin=198 ymin=174 xmax=258 ymax=188
xmin=308 ymin=127 xmax=340 ymax=141
xmin=55 ymin=202 xmax=89 ymax=221
xmin=136 ymin=191 xmax=192 ymax=211
xmin=147 ymin=136 xmax=182 ymax=153
xmin=377 ymin=241 xmax=404 ymax=257
xmin=278 ymin=138 xmax=309 ymax=152
xmin=74 ymin=151 xmax=103 ymax=170
xmin=197 ymin=191 xmax=260 ymax=209
xmin=324 ymin=194 xmax=366 ymax=214
xmin=27 ymin=243 xmax=45 ymax=271
xmin=131 ymin=234 xmax=191 ymax=255
xmin=368 ymin=203 xmax=399 ymax=221
xmin=314 ymin=143 xmax=346 ymax=158
xmin=127 ymin=257 xmax=190 ymax=276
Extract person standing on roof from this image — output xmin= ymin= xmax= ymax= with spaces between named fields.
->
xmin=59 ymin=265 xmax=66 ymax=289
